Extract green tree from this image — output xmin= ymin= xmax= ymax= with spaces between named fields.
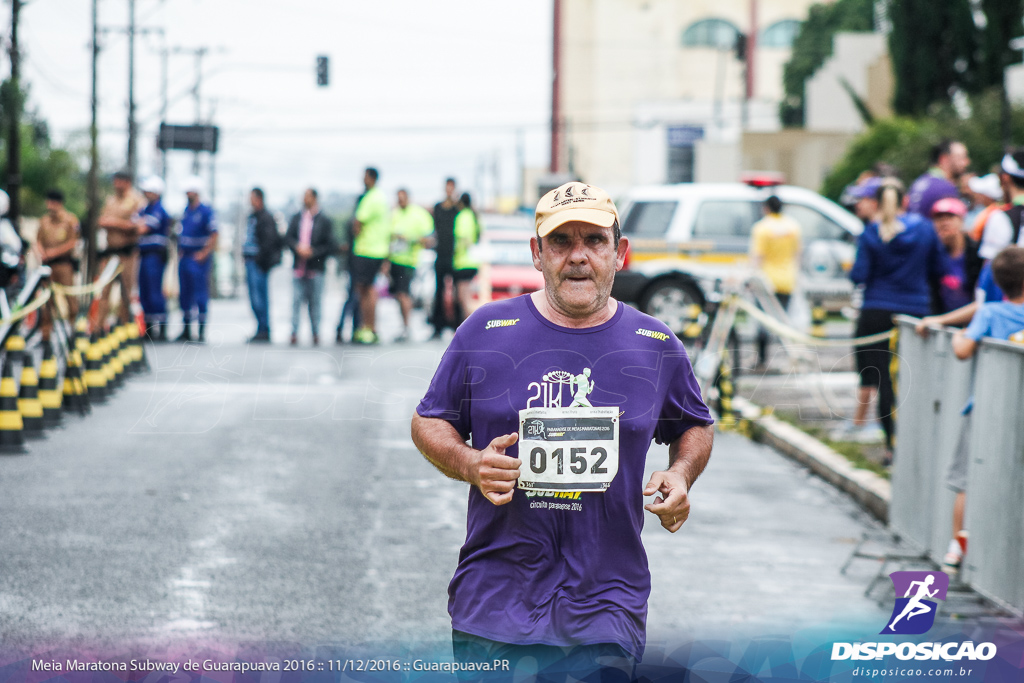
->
xmin=779 ymin=0 xmax=875 ymax=127
xmin=889 ymin=0 xmax=981 ymax=115
xmin=977 ymin=0 xmax=1024 ymax=88
xmin=0 ymin=79 xmax=86 ymax=218
xmin=820 ymin=90 xmax=1024 ymax=201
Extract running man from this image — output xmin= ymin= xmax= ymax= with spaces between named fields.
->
xmin=412 ymin=181 xmax=714 ymax=680
xmin=887 ymin=575 xmax=938 ymax=632
xmin=569 ymin=367 xmax=594 ymax=407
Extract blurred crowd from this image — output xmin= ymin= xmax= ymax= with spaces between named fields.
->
xmin=840 ymin=141 xmax=1024 ymax=577
xmin=28 ymin=168 xmax=484 ymax=347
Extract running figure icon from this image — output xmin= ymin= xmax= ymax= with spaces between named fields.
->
xmin=570 ymin=368 xmax=595 ymax=407
xmin=887 ymin=575 xmax=938 ymax=632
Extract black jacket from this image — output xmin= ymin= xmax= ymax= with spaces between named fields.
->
xmin=248 ymin=208 xmax=282 ymax=271
xmin=432 ymin=200 xmax=459 ymax=265
xmin=286 ymin=210 xmax=337 ymax=273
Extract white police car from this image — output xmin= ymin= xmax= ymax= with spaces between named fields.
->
xmin=611 ymin=181 xmax=862 ymax=335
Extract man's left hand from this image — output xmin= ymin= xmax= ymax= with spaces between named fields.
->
xmin=643 ymin=469 xmax=690 ymax=533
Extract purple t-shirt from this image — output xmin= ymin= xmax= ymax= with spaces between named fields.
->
xmin=416 ymin=295 xmax=713 ymax=658
xmin=938 ymin=251 xmax=972 ymax=313
xmin=907 ymin=169 xmax=959 ymax=217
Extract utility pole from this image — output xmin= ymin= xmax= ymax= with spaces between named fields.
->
xmin=87 ymin=0 xmax=101 ymax=280
xmin=208 ymin=99 xmax=217 ymax=208
xmin=742 ymin=0 xmax=758 ymax=130
xmin=126 ymin=0 xmax=137 ymax=177
xmin=169 ymin=46 xmax=211 ymax=173
xmin=103 ymin=14 xmax=160 ymax=179
xmin=7 ymin=0 xmax=22 ymax=235
xmin=550 ymin=0 xmax=561 ymax=174
xmin=516 ymin=128 xmax=526 ymax=208
xmin=144 ymin=33 xmax=169 ymax=178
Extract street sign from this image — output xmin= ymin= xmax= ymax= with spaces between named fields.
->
xmin=157 ymin=123 xmax=219 ymax=153
xmin=316 ymin=55 xmax=329 ymax=87
xmin=667 ymin=125 xmax=704 ymax=147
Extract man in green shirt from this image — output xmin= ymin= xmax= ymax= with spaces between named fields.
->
xmin=389 ymin=189 xmax=434 ymax=341
xmin=352 ymin=167 xmax=390 ymax=344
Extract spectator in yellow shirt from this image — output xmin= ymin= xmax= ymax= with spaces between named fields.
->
xmin=750 ymin=195 xmax=801 ymax=368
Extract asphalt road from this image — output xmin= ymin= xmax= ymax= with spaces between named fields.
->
xmin=0 ymin=272 xmax=893 ymax=660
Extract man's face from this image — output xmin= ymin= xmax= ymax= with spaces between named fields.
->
xmin=949 ymin=143 xmax=970 ymax=178
xmin=530 ymin=221 xmax=628 ymax=318
xmin=45 ymin=199 xmax=61 ymax=214
xmin=303 ymin=189 xmax=316 ymax=209
xmin=397 ymin=190 xmax=408 ymax=208
xmin=143 ymin=191 xmax=159 ymax=204
xmin=364 ymin=171 xmax=374 ymax=189
xmin=186 ymin=191 xmax=199 ymax=205
xmin=854 ymin=197 xmax=878 ymax=221
xmin=113 ymin=177 xmax=130 ymax=195
xmin=445 ymin=180 xmax=456 ymax=199
xmin=250 ymin=192 xmax=263 ymax=211
xmin=933 ymin=213 xmax=963 ymax=248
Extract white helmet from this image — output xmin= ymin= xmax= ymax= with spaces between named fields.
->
xmin=182 ymin=176 xmax=204 ymax=195
xmin=0 ymin=189 xmax=9 ymax=216
xmin=139 ymin=176 xmax=165 ymax=195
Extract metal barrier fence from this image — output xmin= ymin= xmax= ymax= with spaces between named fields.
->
xmin=892 ymin=316 xmax=1024 ymax=615
xmin=962 ymin=336 xmax=1024 ymax=614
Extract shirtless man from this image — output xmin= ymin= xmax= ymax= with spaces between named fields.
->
xmin=96 ymin=170 xmax=144 ymax=330
xmin=35 ymin=189 xmax=80 ymax=340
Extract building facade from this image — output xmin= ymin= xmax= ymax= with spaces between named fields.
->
xmin=557 ymin=0 xmax=825 ymax=194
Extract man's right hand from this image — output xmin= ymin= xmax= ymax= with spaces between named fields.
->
xmin=469 ymin=433 xmax=520 ymax=506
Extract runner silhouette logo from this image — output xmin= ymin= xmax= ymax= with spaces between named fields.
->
xmin=882 ymin=571 xmax=949 ymax=635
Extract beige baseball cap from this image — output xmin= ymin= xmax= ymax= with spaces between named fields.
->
xmin=535 ymin=182 xmax=619 ymax=237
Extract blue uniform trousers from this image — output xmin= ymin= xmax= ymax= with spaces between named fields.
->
xmin=179 ymin=252 xmax=211 ymax=323
xmin=139 ymin=250 xmax=167 ymax=323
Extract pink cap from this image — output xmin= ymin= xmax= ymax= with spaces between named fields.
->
xmin=931 ymin=197 xmax=967 ymax=217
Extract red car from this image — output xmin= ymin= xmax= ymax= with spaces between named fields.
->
xmin=480 ymin=215 xmax=545 ymax=302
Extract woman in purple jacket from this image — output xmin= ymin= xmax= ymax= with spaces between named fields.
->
xmin=850 ymin=178 xmax=946 ymax=464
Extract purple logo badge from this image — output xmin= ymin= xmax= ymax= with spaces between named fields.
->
xmin=881 ymin=571 xmax=949 ymax=635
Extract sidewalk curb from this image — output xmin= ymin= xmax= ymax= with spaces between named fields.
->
xmin=735 ymin=399 xmax=891 ymax=523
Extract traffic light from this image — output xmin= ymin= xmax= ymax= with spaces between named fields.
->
xmin=734 ymin=32 xmax=747 ymax=62
xmin=316 ymin=55 xmax=329 ymax=87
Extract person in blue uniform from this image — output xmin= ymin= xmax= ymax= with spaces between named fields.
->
xmin=176 ymin=176 xmax=218 ymax=342
xmin=137 ymin=176 xmax=173 ymax=341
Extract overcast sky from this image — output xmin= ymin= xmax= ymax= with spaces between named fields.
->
xmin=18 ymin=0 xmax=553 ymax=213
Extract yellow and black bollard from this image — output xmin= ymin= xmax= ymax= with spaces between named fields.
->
xmin=84 ymin=334 xmax=109 ymax=401
xmin=811 ymin=299 xmax=827 ymax=338
xmin=38 ymin=342 xmax=62 ymax=426
xmin=119 ymin=323 xmax=134 ymax=374
xmin=715 ymin=357 xmax=739 ymax=431
xmin=0 ymin=353 xmax=24 ymax=452
xmin=101 ymin=330 xmax=119 ymax=390
xmin=67 ymin=341 xmax=91 ymax=414
xmin=127 ymin=322 xmax=144 ymax=372
xmin=61 ymin=358 xmax=78 ymax=414
xmin=115 ymin=324 xmax=132 ymax=378
xmin=683 ymin=303 xmax=703 ymax=340
xmin=72 ymin=332 xmax=93 ymax=410
xmin=9 ymin=337 xmax=44 ymax=436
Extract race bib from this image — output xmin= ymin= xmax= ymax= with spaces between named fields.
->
xmin=517 ymin=407 xmax=619 ymax=492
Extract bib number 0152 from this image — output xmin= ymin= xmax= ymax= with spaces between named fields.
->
xmin=528 ymin=445 xmax=609 ymax=476
xmin=517 ymin=406 xmax=619 ymax=492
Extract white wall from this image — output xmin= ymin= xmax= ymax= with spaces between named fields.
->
xmin=805 ymin=32 xmax=888 ymax=133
